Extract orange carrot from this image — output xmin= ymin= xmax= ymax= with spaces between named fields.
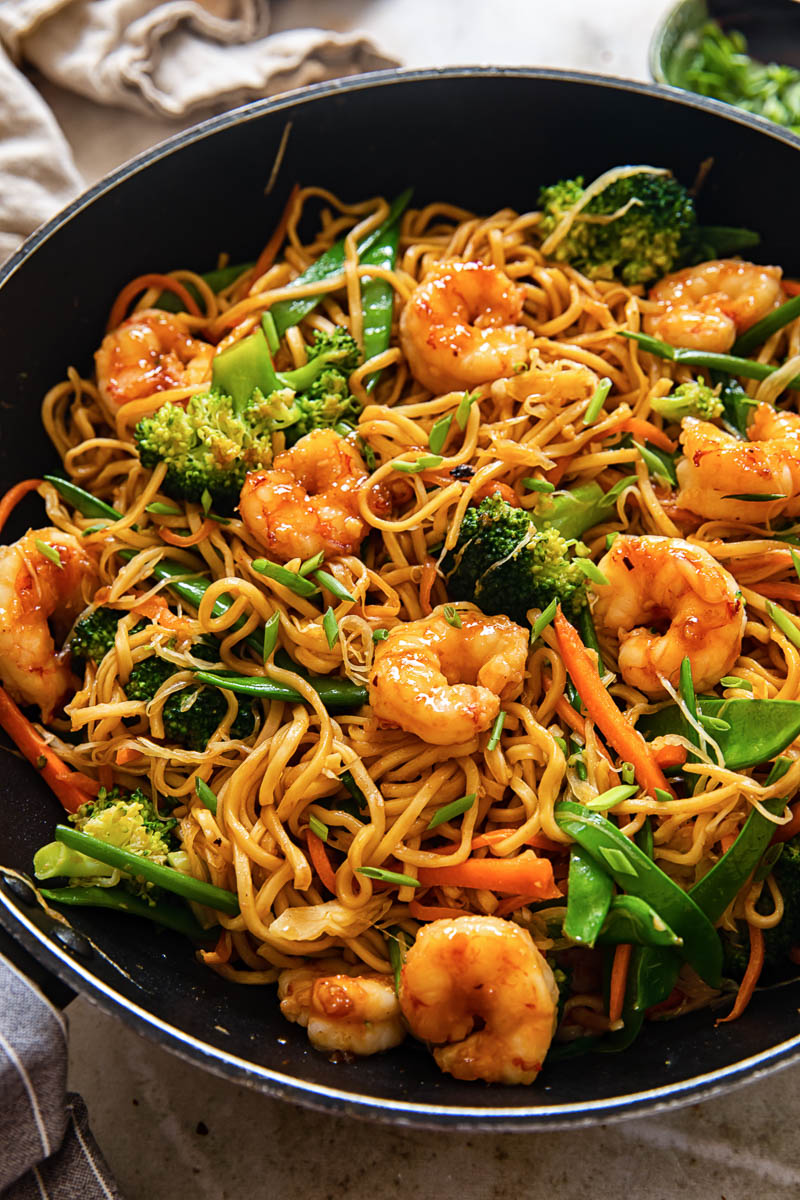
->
xmin=494 ymin=893 xmax=549 ymax=917
xmin=0 ymin=685 xmax=95 ymax=813
xmin=554 ymin=694 xmax=615 ymax=766
xmin=653 ymin=742 xmax=688 ymax=770
xmin=772 ymin=802 xmax=800 ymax=845
xmin=97 ymin=764 xmax=114 ymax=791
xmin=784 ymin=281 xmax=800 ymax=297
xmin=544 ymin=454 xmax=575 ymax=488
xmin=160 ymin=519 xmax=215 ymax=548
xmin=108 ymin=273 xmax=202 ymax=330
xmin=470 ymin=828 xmax=565 ymax=854
xmin=419 ymin=558 xmax=436 ymax=615
xmin=471 ymin=481 xmax=521 ymax=507
xmin=718 ymin=923 xmax=764 ymax=1024
xmin=609 ymin=942 xmax=632 ymax=1023
xmin=755 ymin=582 xmax=800 ymax=604
xmin=306 ymin=828 xmax=336 ymax=894
xmin=131 ymin=595 xmax=194 ymax=636
xmin=248 ymin=183 xmax=301 ymax=288
xmin=200 ymin=930 xmax=232 ymax=966
xmin=408 ymin=900 xmax=468 ymax=921
xmin=554 ymin=608 xmax=674 ymax=798
xmin=719 ymin=832 xmax=737 ymax=854
xmin=608 ymin=417 xmax=676 ymax=454
xmin=0 ymin=479 xmax=43 ymax=537
xmin=115 ymin=746 xmax=143 ymax=766
xmin=417 ymin=852 xmax=560 ymax=897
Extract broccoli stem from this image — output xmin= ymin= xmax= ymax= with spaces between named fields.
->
xmin=39 ymin=884 xmax=214 ymax=940
xmin=622 ymin=330 xmax=800 ymax=390
xmin=54 ymin=824 xmax=240 ymax=915
xmin=34 ymin=841 xmax=116 ymax=880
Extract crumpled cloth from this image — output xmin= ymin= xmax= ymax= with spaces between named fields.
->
xmin=0 ymin=0 xmax=398 ymax=261
xmin=0 ymin=953 xmax=121 ymax=1199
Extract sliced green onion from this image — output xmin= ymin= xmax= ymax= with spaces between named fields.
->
xmin=654 ymin=788 xmax=674 ymax=804
xmin=357 ymin=436 xmax=377 ymax=472
xmin=766 ymin=757 xmax=793 ymax=786
xmin=201 ymin=488 xmax=213 ymax=515
xmin=309 ymin=814 xmax=329 ymax=842
xmin=720 ymin=675 xmax=752 ymax=691
xmin=262 ymin=611 xmax=280 ymax=661
xmin=554 ymin=736 xmax=567 ymax=755
xmin=455 ymin=391 xmax=478 ymax=429
xmin=357 ymin=866 xmax=421 ymax=888
xmin=606 ymin=531 xmax=619 ymax=550
xmin=598 ymin=846 xmax=638 ymax=876
xmin=428 ymin=414 xmax=454 ymax=455
xmin=195 ymin=779 xmax=218 ymax=815
xmin=298 ymin=551 xmax=325 ymax=577
xmin=443 ymin=604 xmax=462 ymax=629
xmin=523 ymin=477 xmax=555 ymax=493
xmin=722 ymin=493 xmax=787 ymax=502
xmin=323 ymin=606 xmax=339 ymax=649
xmin=767 ymin=600 xmax=800 ymax=650
xmin=252 ymin=558 xmax=319 ymax=597
xmin=633 ymin=439 xmax=674 ymax=483
xmin=621 ymin=762 xmax=635 ymax=785
xmin=584 ymin=784 xmax=638 ymax=812
xmin=583 ymin=377 xmax=612 ymax=425
xmin=700 ymin=715 xmax=731 ymax=733
xmin=313 ymin=570 xmax=356 ymax=603
xmin=487 ymin=711 xmax=506 ymax=752
xmin=532 ymin=598 xmax=558 ymax=639
xmin=391 ymin=454 xmax=444 ymax=474
xmin=575 ymin=559 xmax=609 ymax=586
xmin=146 ymin=502 xmax=182 ymax=515
xmin=388 ymin=927 xmax=408 ymax=993
xmin=426 ymin=792 xmax=477 ymax=831
xmin=372 ymin=628 xmax=389 ymax=642
xmin=81 ymin=525 xmax=110 ymax=537
xmin=679 ymin=656 xmax=698 ymax=723
xmin=34 ymin=539 xmax=62 ymax=568
xmin=261 ymin=310 xmax=280 ymax=355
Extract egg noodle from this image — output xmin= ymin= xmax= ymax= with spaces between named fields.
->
xmin=14 ymin=178 xmax=800 ymax=1078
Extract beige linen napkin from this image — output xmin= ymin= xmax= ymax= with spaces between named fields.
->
xmin=0 ymin=0 xmax=397 ymax=261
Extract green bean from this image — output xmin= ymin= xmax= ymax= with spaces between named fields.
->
xmin=733 ymin=294 xmax=800 ymax=356
xmin=596 ymin=895 xmax=683 ymax=949
xmin=636 ymin=697 xmax=800 ymax=771
xmin=563 ymin=845 xmax=613 ymax=946
xmin=194 ymin=668 xmax=366 ymax=709
xmin=54 ymin=825 xmax=240 ymax=915
xmin=621 ymin=330 xmax=800 ymax=390
xmin=39 ymin=885 xmax=214 ymax=939
xmin=554 ymin=801 xmax=722 ymax=986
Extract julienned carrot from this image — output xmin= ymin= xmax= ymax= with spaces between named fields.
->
xmin=0 ymin=685 xmax=95 ymax=814
xmin=472 ymin=481 xmax=521 ymax=507
xmin=653 ymin=742 xmax=688 ymax=770
xmin=408 ymin=900 xmax=468 ymax=921
xmin=419 ymin=559 xmax=436 ymax=615
xmin=417 ymin=852 xmax=560 ymax=897
xmin=115 ymin=746 xmax=143 ymax=766
xmin=609 ymin=942 xmax=632 ymax=1023
xmin=200 ymin=929 xmax=232 ymax=966
xmin=0 ymin=479 xmax=43 ymax=537
xmin=248 ymin=183 xmax=301 ymax=288
xmin=553 ymin=609 xmax=674 ymax=799
xmin=755 ymin=582 xmax=800 ymax=604
xmin=544 ymin=454 xmax=575 ymax=488
xmin=160 ymin=519 xmax=215 ymax=548
xmin=494 ymin=893 xmax=547 ymax=917
xmin=772 ymin=802 xmax=800 ymax=845
xmin=609 ymin=417 xmax=676 ymax=454
xmin=306 ymin=828 xmax=336 ymax=893
xmin=784 ymin=281 xmax=800 ymax=297
xmin=132 ymin=596 xmax=194 ymax=636
xmin=554 ymin=694 xmax=614 ymax=766
xmin=470 ymin=828 xmax=565 ymax=854
xmin=718 ymin=923 xmax=764 ymax=1024
xmin=108 ymin=273 xmax=202 ymax=330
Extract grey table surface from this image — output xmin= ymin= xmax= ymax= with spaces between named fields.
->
xmin=34 ymin=0 xmax=800 ymax=1194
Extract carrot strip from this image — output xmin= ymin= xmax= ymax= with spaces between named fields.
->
xmin=772 ymin=802 xmax=800 ymax=845
xmin=0 ymin=685 xmax=95 ymax=814
xmin=719 ymin=832 xmax=737 ymax=854
xmin=200 ymin=930 xmax=232 ymax=966
xmin=417 ymin=852 xmax=560 ymax=897
xmin=419 ymin=559 xmax=436 ymax=615
xmin=554 ymin=694 xmax=615 ymax=766
xmin=609 ymin=942 xmax=632 ymax=1023
xmin=248 ymin=183 xmax=301 ymax=288
xmin=608 ymin=417 xmax=676 ymax=453
xmin=472 ymin=481 xmax=521 ymax=507
xmin=108 ymin=273 xmax=202 ymax=330
xmin=653 ymin=742 xmax=688 ymax=769
xmin=718 ymin=923 xmax=764 ymax=1024
xmin=755 ymin=582 xmax=800 ymax=604
xmin=408 ymin=900 xmax=468 ymax=921
xmin=784 ymin=281 xmax=800 ymax=297
xmin=306 ymin=829 xmax=336 ymax=894
xmin=494 ymin=893 xmax=548 ymax=917
xmin=0 ymin=479 xmax=43 ymax=537
xmin=97 ymin=764 xmax=114 ymax=791
xmin=470 ymin=828 xmax=565 ymax=854
xmin=554 ymin=609 xmax=674 ymax=798
xmin=544 ymin=454 xmax=575 ymax=488
xmin=131 ymin=596 xmax=194 ymax=636
xmin=160 ymin=520 xmax=215 ymax=548
xmin=115 ymin=746 xmax=143 ymax=766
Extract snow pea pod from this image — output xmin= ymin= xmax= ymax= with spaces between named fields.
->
xmin=532 ymin=475 xmax=634 ymax=542
xmin=636 ymin=697 xmax=800 ymax=770
xmin=689 ymin=793 xmax=787 ymax=923
xmin=563 ymin=845 xmax=613 ymax=946
xmin=555 ymin=800 xmax=722 ymax=986
xmin=44 ymin=475 xmax=124 ymax=522
xmin=596 ymin=895 xmax=683 ymax=949
xmin=39 ymin=885 xmax=214 ymax=940
xmin=361 ymin=214 xmax=402 ymax=392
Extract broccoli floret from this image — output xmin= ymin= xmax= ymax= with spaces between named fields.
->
xmin=650 ymin=380 xmax=724 ymax=423
xmin=441 ymin=497 xmax=588 ymax=624
xmin=69 ymin=606 xmax=146 ymax=663
xmin=722 ymin=836 xmax=800 ymax=980
xmin=127 ymin=656 xmax=254 ymax=751
xmin=134 ymin=327 xmax=362 ymax=510
xmin=537 ymin=168 xmax=698 ymax=286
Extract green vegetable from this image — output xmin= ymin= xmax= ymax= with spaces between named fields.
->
xmin=583 ymin=377 xmax=612 ymax=425
xmin=194 ymin=668 xmax=366 ymax=710
xmin=636 ymin=697 xmax=800 ymax=771
xmin=313 ymin=570 xmax=356 ymax=603
xmin=584 ymin=784 xmax=639 ymax=813
xmin=360 ymin=210 xmax=403 ymax=391
xmin=441 ymin=496 xmax=588 ymax=624
xmin=555 ymin=800 xmax=723 ymax=986
xmin=429 ymin=415 xmax=454 ymax=455
xmin=691 ymin=795 xmax=787 ymax=923
xmin=38 ymin=885 xmax=213 ymax=939
xmin=426 ymin=792 xmax=476 ymax=831
xmin=262 ymin=611 xmax=280 ymax=661
xmin=633 ymin=439 xmax=678 ymax=486
xmin=487 ymin=712 xmax=505 ymax=752
xmin=54 ymin=824 xmax=239 ymax=914
xmin=532 ymin=475 xmax=634 ymax=542
xmin=622 ymin=330 xmax=800 ymax=391
xmin=650 ymin=379 xmax=723 ymax=423
xmin=126 ymin=655 xmax=255 ymax=750
xmin=563 ymin=845 xmax=613 ymax=946
xmin=531 ymin=599 xmax=558 ymax=640
xmin=537 ymin=168 xmax=698 ymax=285
xmin=196 ymin=779 xmax=218 ymax=815
xmin=577 ymin=604 xmax=604 ymax=674
xmin=268 ymin=189 xmax=412 ymax=337
xmin=308 ymin=814 xmax=329 ymax=842
xmin=717 ymin=376 xmax=757 ymax=436
xmin=734 ymin=295 xmax=800 ymax=357
xmin=43 ymin=475 xmax=123 ymax=522
xmin=322 ymin=606 xmax=339 ymax=649
xmin=387 ymin=926 xmax=410 ymax=993
xmin=356 ymin=866 xmax=420 ymax=888
xmin=252 ymin=557 xmax=320 ymax=598
xmin=392 ymin=454 xmax=443 ymax=474
xmin=34 ymin=842 xmax=116 ymax=881
xmin=596 ymin=895 xmax=683 ymax=949
xmin=767 ymin=601 xmax=800 ymax=651
xmin=523 ymin=477 xmax=554 ymax=494
xmin=69 ymin=607 xmax=142 ymax=664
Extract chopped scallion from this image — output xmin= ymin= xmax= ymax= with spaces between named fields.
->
xmin=308 ymin=814 xmax=329 ymax=842
xmin=621 ymin=762 xmax=635 ymax=785
xmin=582 ymin=377 xmax=612 ymax=425
xmin=443 ymin=604 xmax=462 ymax=629
xmin=584 ymin=784 xmax=638 ymax=812
xmin=252 ymin=558 xmax=319 ymax=597
xmin=455 ymin=391 xmax=478 ymax=429
xmin=766 ymin=600 xmax=800 ymax=650
xmin=654 ymin=788 xmax=674 ymax=804
xmin=357 ymin=866 xmax=420 ymax=888
xmin=391 ymin=454 xmax=444 ymax=474
xmin=323 ymin=606 xmax=339 ymax=649
xmin=720 ymin=675 xmax=752 ymax=691
xmin=722 ymin=493 xmax=787 ymax=502
xmin=146 ymin=502 xmax=182 ymax=515
xmin=532 ymin=598 xmax=558 ymax=639
xmin=372 ymin=628 xmax=389 ymax=642
xmin=487 ymin=711 xmax=505 ymax=752
xmin=428 ymin=414 xmax=454 ymax=455
xmin=426 ymin=792 xmax=477 ymax=831
xmin=598 ymin=846 xmax=638 ymax=876
xmin=575 ymin=559 xmax=609 ymax=586
xmin=195 ymin=778 xmax=218 ymax=814
xmin=262 ymin=611 xmax=280 ymax=661
xmin=298 ymin=551 xmax=325 ymax=577
xmin=34 ymin=539 xmax=62 ymax=568
xmin=523 ymin=477 xmax=555 ymax=493
xmin=313 ymin=570 xmax=356 ymax=603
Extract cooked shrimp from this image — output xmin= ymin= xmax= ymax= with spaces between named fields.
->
xmin=399 ymin=915 xmax=558 ymax=1085
xmin=95 ymin=309 xmax=213 ymax=409
xmin=592 ymin=534 xmax=745 ymax=695
xmin=278 ymin=962 xmax=405 ymax=1056
xmin=0 ymin=528 xmax=98 ymax=720
xmin=399 ymin=261 xmax=533 ymax=393
xmin=239 ymin=429 xmax=372 ymax=562
xmin=369 ymin=607 xmax=527 ymax=745
xmin=678 ymin=406 xmax=800 ymax=522
xmin=645 ymin=259 xmax=783 ymax=352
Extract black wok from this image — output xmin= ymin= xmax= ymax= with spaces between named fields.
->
xmin=1 ymin=69 xmax=799 ymax=1130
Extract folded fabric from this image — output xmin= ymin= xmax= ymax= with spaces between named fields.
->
xmin=0 ymin=0 xmax=398 ymax=260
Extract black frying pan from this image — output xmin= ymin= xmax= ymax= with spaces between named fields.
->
xmin=1 ymin=69 xmax=800 ymax=1130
